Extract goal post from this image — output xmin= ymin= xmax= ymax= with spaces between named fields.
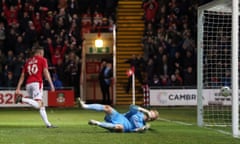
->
xmin=231 ymin=0 xmax=239 ymax=137
xmin=197 ymin=0 xmax=239 ymax=137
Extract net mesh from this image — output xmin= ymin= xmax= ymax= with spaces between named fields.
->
xmin=202 ymin=10 xmax=232 ymax=126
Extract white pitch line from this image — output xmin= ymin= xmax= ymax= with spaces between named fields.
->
xmin=159 ymin=118 xmax=240 ymax=138
xmin=158 ymin=118 xmax=193 ymax=126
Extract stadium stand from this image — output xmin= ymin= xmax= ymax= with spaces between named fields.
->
xmin=0 ymin=0 xmax=212 ymax=104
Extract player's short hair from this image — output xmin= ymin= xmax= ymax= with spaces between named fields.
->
xmin=32 ymin=46 xmax=44 ymax=56
xmin=34 ymin=46 xmax=44 ymax=53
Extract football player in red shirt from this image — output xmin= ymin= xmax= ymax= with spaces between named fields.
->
xmin=15 ymin=47 xmax=57 ymax=128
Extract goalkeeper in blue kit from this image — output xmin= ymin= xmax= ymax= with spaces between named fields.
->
xmin=78 ymin=98 xmax=159 ymax=132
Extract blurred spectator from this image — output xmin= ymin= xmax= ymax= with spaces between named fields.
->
xmin=104 ymin=0 xmax=118 ymax=21
xmin=5 ymin=28 xmax=17 ymax=54
xmin=170 ymin=69 xmax=183 ymax=86
xmin=155 ymin=45 xmax=166 ymax=64
xmin=183 ymin=66 xmax=196 ymax=86
xmin=67 ymin=0 xmax=80 ymax=16
xmin=149 ymin=74 xmax=161 ymax=87
xmin=14 ymin=35 xmax=27 ymax=56
xmin=4 ymin=50 xmax=15 ymax=73
xmin=167 ymin=0 xmax=181 ymax=17
xmin=102 ymin=61 xmax=113 ymax=104
xmin=101 ymin=17 xmax=110 ymax=32
xmin=3 ymin=71 xmax=16 ymax=88
xmin=2 ymin=0 xmax=21 ymax=26
xmin=142 ymin=36 xmax=157 ymax=61
xmin=58 ymin=0 xmax=68 ymax=9
xmin=156 ymin=34 xmax=168 ymax=54
xmin=0 ymin=49 xmax=6 ymax=84
xmin=13 ymin=52 xmax=24 ymax=80
xmin=0 ymin=22 xmax=6 ymax=51
xmin=155 ymin=4 xmax=167 ymax=24
xmin=166 ymin=12 xmax=178 ymax=30
xmin=166 ymin=39 xmax=180 ymax=59
xmin=218 ymin=47 xmax=231 ymax=73
xmin=78 ymin=0 xmax=89 ymax=14
xmin=64 ymin=51 xmax=80 ymax=98
xmin=81 ymin=7 xmax=92 ymax=34
xmin=179 ymin=0 xmax=191 ymax=16
xmin=221 ymin=70 xmax=231 ymax=87
xmin=108 ymin=16 xmax=114 ymax=32
xmin=171 ymin=51 xmax=183 ymax=74
xmin=42 ymin=22 xmax=53 ymax=39
xmin=45 ymin=11 xmax=54 ymax=26
xmin=19 ymin=11 xmax=32 ymax=32
xmin=23 ymin=20 xmax=37 ymax=49
xmin=68 ymin=14 xmax=81 ymax=40
xmin=89 ymin=0 xmax=105 ymax=15
xmin=93 ymin=9 xmax=103 ymax=27
xmin=54 ymin=8 xmax=69 ymax=30
xmin=31 ymin=12 xmax=43 ymax=35
xmin=145 ymin=58 xmax=155 ymax=84
xmin=52 ymin=73 xmax=63 ymax=89
xmin=143 ymin=0 xmax=159 ymax=23
xmin=47 ymin=37 xmax=68 ymax=66
xmin=55 ymin=59 xmax=65 ymax=85
xmin=143 ymin=22 xmax=156 ymax=38
xmin=125 ymin=54 xmax=144 ymax=93
xmin=99 ymin=59 xmax=107 ymax=103
xmin=182 ymin=29 xmax=195 ymax=53
xmin=182 ymin=50 xmax=195 ymax=70
xmin=158 ymin=54 xmax=171 ymax=86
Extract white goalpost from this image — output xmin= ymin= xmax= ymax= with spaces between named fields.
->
xmin=197 ymin=0 xmax=239 ymax=137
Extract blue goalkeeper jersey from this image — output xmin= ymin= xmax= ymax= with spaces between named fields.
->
xmin=104 ymin=109 xmax=133 ymax=132
xmin=123 ymin=105 xmax=146 ymax=131
xmin=128 ymin=111 xmax=145 ymax=130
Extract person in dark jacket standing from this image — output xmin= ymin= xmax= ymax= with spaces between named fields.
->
xmin=98 ymin=59 xmax=107 ymax=103
xmin=99 ymin=59 xmax=112 ymax=104
xmin=103 ymin=62 xmax=113 ymax=104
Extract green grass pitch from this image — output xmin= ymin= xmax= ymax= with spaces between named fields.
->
xmin=0 ymin=107 xmax=239 ymax=144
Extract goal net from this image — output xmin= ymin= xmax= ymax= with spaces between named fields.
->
xmin=197 ymin=0 xmax=239 ymax=137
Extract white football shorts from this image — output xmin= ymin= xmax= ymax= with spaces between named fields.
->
xmin=26 ymin=82 xmax=43 ymax=100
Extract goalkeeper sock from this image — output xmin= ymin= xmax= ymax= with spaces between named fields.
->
xmin=39 ymin=107 xmax=51 ymax=127
xmin=98 ymin=122 xmax=115 ymax=130
xmin=22 ymin=98 xmax=40 ymax=109
xmin=82 ymin=104 xmax=104 ymax=111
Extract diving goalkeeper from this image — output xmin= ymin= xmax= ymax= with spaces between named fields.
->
xmin=78 ymin=98 xmax=159 ymax=132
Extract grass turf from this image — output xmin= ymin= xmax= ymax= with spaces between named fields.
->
xmin=0 ymin=107 xmax=239 ymax=144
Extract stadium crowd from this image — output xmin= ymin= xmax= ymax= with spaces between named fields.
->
xmin=0 ymin=0 xmax=117 ymax=98
xmin=0 ymin=0 xmax=214 ymax=93
xmin=136 ymin=0 xmax=199 ymax=88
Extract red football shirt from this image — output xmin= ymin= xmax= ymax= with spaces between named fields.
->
xmin=23 ymin=55 xmax=48 ymax=84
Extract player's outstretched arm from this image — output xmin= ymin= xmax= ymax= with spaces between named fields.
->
xmin=15 ymin=72 xmax=25 ymax=94
xmin=43 ymin=68 xmax=55 ymax=91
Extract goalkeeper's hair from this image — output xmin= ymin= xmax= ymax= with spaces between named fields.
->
xmin=151 ymin=110 xmax=159 ymax=120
